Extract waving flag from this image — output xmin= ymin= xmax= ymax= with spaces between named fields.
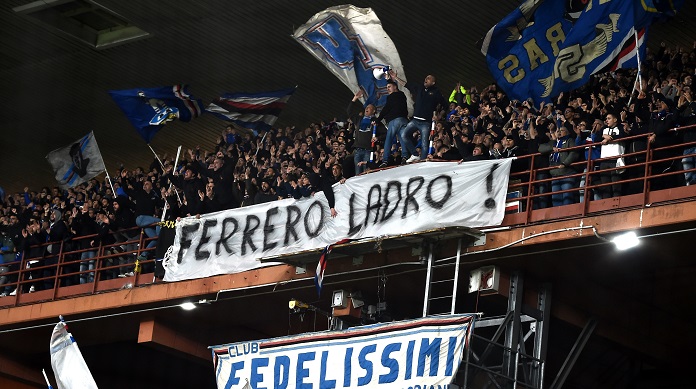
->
xmin=46 ymin=132 xmax=106 ymax=189
xmin=206 ymin=87 xmax=296 ymax=134
xmin=315 ymin=244 xmax=332 ymax=296
xmin=109 ymin=85 xmax=203 ymax=143
xmin=293 ymin=5 xmax=413 ymax=115
xmin=49 ymin=319 xmax=98 ymax=389
xmin=480 ymin=0 xmax=684 ymax=103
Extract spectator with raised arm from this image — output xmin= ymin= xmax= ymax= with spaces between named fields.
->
xmin=391 ymin=72 xmax=446 ymax=163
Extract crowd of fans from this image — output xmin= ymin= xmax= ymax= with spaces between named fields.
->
xmin=1 ymin=41 xmax=695 ymax=295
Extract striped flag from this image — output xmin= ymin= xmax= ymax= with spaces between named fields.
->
xmin=206 ymin=87 xmax=296 ymax=134
xmin=314 ymin=239 xmax=351 ymax=296
xmin=49 ymin=319 xmax=98 ymax=389
xmin=109 ymin=85 xmax=203 ymax=143
xmin=46 ymin=132 xmax=106 ymax=189
xmin=315 ymin=244 xmax=332 ymax=296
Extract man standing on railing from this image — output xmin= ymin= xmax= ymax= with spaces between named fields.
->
xmin=374 ymin=80 xmax=408 ymax=168
xmin=121 ymin=170 xmax=163 ymax=265
xmin=598 ymin=113 xmax=626 ymax=199
xmin=391 ymin=73 xmax=446 ymax=163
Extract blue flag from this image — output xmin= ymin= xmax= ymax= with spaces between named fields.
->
xmin=480 ymin=0 xmax=684 ymax=103
xmin=109 ymin=85 xmax=203 ymax=143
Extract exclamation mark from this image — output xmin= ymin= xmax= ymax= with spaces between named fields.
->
xmin=484 ymin=163 xmax=500 ymax=209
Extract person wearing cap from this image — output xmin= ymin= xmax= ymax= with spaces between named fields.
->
xmin=374 ymin=80 xmax=408 ymax=168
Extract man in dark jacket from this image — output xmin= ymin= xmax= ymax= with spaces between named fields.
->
xmin=44 ymin=209 xmax=69 ymax=290
xmin=375 ymin=80 xmax=408 ymax=168
xmin=198 ymin=152 xmax=239 ymax=210
xmin=347 ymin=91 xmax=383 ymax=175
xmin=122 ymin=171 xmax=162 ymax=261
xmin=392 ymin=73 xmax=446 ymax=163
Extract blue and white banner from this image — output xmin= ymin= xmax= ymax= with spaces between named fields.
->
xmin=293 ymin=5 xmax=413 ymax=115
xmin=211 ymin=314 xmax=475 ymax=389
xmin=163 ymin=160 xmax=512 ymax=282
xmin=480 ymin=0 xmax=685 ymax=103
xmin=46 ymin=131 xmax=106 ymax=189
xmin=206 ymin=87 xmax=296 ymax=134
xmin=109 ymin=85 xmax=203 ymax=143
xmin=49 ymin=320 xmax=99 ymax=389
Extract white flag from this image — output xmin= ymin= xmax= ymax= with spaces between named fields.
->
xmin=293 ymin=5 xmax=413 ymax=115
xmin=49 ymin=320 xmax=98 ymax=389
xmin=46 ymin=131 xmax=106 ymax=189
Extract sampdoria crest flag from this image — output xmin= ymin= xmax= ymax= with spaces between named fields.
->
xmin=480 ymin=0 xmax=684 ymax=103
xmin=46 ymin=131 xmax=106 ymax=189
xmin=108 ymin=85 xmax=203 ymax=143
xmin=206 ymin=87 xmax=296 ymax=134
xmin=49 ymin=319 xmax=98 ymax=389
xmin=293 ymin=5 xmax=413 ymax=115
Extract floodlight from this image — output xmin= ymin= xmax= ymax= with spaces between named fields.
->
xmin=179 ymin=302 xmax=196 ymax=311
xmin=611 ymin=231 xmax=639 ymax=250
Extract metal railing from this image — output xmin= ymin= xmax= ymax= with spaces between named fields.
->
xmin=0 ymin=225 xmax=157 ymax=306
xmin=2 ymin=125 xmax=696 ymax=307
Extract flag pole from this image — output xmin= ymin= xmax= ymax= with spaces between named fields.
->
xmin=161 ymin=145 xmax=183 ymax=221
xmin=147 ymin=143 xmax=167 ymax=172
xmin=103 ymin=168 xmax=115 ymax=197
xmin=42 ymin=369 xmax=54 ymax=389
xmin=627 ymin=29 xmax=643 ymax=107
xmin=90 ymin=132 xmax=114 ymax=196
xmin=146 ymin=143 xmax=182 ymax=205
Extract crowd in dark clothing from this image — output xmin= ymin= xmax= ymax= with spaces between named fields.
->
xmin=1 ymin=41 xmax=696 ymax=294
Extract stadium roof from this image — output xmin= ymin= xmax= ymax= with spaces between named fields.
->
xmin=1 ymin=0 xmax=694 ymax=193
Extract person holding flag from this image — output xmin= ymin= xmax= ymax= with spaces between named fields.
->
xmin=347 ymin=90 xmax=384 ymax=174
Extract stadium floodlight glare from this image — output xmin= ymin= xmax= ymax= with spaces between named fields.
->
xmin=611 ymin=231 xmax=640 ymax=250
xmin=179 ymin=302 xmax=197 ymax=311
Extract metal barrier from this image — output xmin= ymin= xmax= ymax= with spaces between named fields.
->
xmin=2 ymin=125 xmax=696 ymax=307
xmin=0 ymin=225 xmax=157 ymax=306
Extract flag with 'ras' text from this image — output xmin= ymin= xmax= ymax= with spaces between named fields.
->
xmin=480 ymin=0 xmax=684 ymax=103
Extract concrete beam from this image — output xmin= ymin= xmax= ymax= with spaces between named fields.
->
xmin=138 ymin=318 xmax=210 ymax=362
xmin=0 ymin=353 xmax=45 ymax=387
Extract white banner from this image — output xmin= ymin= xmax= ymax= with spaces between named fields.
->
xmin=163 ymin=160 xmax=511 ymax=282
xmin=293 ymin=5 xmax=414 ymax=115
xmin=211 ymin=314 xmax=475 ymax=389
xmin=45 ymin=131 xmax=106 ymax=189
xmin=49 ymin=321 xmax=99 ymax=389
